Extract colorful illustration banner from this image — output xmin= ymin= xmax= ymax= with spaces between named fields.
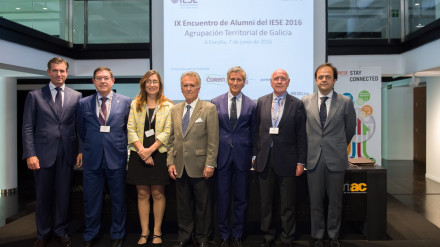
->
xmin=335 ymin=67 xmax=382 ymax=165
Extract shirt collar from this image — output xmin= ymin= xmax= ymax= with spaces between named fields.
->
xmin=272 ymin=92 xmax=287 ymax=101
xmin=228 ymin=91 xmax=242 ymax=102
xmin=97 ymin=91 xmax=114 ymax=100
xmin=184 ymin=98 xmax=199 ymax=109
xmin=49 ymin=82 xmax=65 ymax=91
xmin=318 ymin=90 xmax=333 ymax=99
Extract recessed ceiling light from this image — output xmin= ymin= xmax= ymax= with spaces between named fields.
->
xmin=15 ymin=7 xmax=20 ymax=10
xmin=415 ymin=3 xmax=420 ymax=6
xmin=42 ymin=7 xmax=48 ymax=10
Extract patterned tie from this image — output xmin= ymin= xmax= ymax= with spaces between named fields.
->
xmin=230 ymin=97 xmax=237 ymax=129
xmin=319 ymin=96 xmax=329 ymax=129
xmin=273 ymin=97 xmax=282 ymax=127
xmin=54 ymin=87 xmax=62 ymax=118
xmin=182 ymin=105 xmax=191 ymax=134
xmin=99 ymin=96 xmax=108 ymax=125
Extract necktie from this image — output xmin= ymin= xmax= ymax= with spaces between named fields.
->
xmin=55 ymin=87 xmax=62 ymax=118
xmin=230 ymin=97 xmax=237 ymax=129
xmin=273 ymin=97 xmax=282 ymax=127
xmin=319 ymin=96 xmax=329 ymax=129
xmin=182 ymin=105 xmax=191 ymax=134
xmin=99 ymin=96 xmax=108 ymax=125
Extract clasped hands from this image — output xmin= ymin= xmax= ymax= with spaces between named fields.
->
xmin=138 ymin=147 xmax=154 ymax=166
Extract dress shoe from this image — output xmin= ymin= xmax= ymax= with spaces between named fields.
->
xmin=33 ymin=239 xmax=48 ymax=247
xmin=199 ymin=242 xmax=209 ymax=247
xmin=329 ymin=239 xmax=340 ymax=247
xmin=112 ymin=239 xmax=124 ymax=247
xmin=173 ymin=242 xmax=187 ymax=247
xmin=138 ymin=234 xmax=149 ymax=246
xmin=83 ymin=240 xmax=92 ymax=247
xmin=152 ymin=234 xmax=162 ymax=246
xmin=219 ymin=239 xmax=229 ymax=247
xmin=231 ymin=238 xmax=243 ymax=247
xmin=310 ymin=239 xmax=324 ymax=247
xmin=259 ymin=239 xmax=272 ymax=247
xmin=56 ymin=235 xmax=72 ymax=247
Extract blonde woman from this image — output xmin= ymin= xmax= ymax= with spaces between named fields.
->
xmin=127 ymin=70 xmax=173 ymax=246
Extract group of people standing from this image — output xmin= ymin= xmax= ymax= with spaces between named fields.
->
xmin=22 ymin=57 xmax=356 ymax=247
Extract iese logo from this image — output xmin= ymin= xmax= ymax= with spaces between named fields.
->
xmin=343 ymin=183 xmax=367 ymax=193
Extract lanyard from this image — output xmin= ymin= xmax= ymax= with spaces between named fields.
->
xmin=97 ymin=93 xmax=113 ymax=126
xmin=146 ymin=105 xmax=159 ymax=129
xmin=271 ymin=97 xmax=285 ymax=127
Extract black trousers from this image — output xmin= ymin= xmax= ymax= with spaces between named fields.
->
xmin=258 ymin=150 xmax=297 ymax=243
xmin=176 ymin=169 xmax=213 ymax=243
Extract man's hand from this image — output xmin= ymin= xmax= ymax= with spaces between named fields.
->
xmin=168 ymin=164 xmax=177 ymax=180
xmin=76 ymin=153 xmax=83 ymax=168
xmin=26 ymin=156 xmax=40 ymax=170
xmin=203 ymin=166 xmax=214 ymax=179
xmin=296 ymin=164 xmax=305 ymax=176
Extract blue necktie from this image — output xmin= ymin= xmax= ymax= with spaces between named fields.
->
xmin=182 ymin=105 xmax=191 ymax=134
xmin=55 ymin=87 xmax=62 ymax=118
xmin=273 ymin=97 xmax=282 ymax=127
xmin=319 ymin=96 xmax=329 ymax=129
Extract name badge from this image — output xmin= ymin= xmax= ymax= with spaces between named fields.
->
xmin=100 ymin=126 xmax=110 ymax=133
xmin=269 ymin=127 xmax=279 ymax=135
xmin=145 ymin=129 xmax=155 ymax=137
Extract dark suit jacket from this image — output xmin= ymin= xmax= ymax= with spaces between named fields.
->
xmin=253 ymin=93 xmax=307 ymax=176
xmin=77 ymin=92 xmax=131 ymax=170
xmin=211 ymin=93 xmax=256 ymax=171
xmin=22 ymin=84 xmax=82 ymax=167
xmin=167 ymin=100 xmax=219 ymax=178
xmin=302 ymin=91 xmax=356 ymax=171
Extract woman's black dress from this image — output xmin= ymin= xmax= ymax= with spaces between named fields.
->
xmin=126 ymin=108 xmax=170 ymax=185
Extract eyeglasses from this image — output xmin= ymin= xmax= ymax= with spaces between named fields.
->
xmin=146 ymin=80 xmax=159 ymax=85
xmin=94 ymin=77 xmax=111 ymax=81
xmin=317 ymin=75 xmax=333 ymax=80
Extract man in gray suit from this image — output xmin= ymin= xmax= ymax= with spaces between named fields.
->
xmin=302 ymin=63 xmax=356 ymax=247
xmin=167 ymin=71 xmax=219 ymax=247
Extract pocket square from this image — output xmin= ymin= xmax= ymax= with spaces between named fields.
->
xmin=195 ymin=118 xmax=203 ymax=123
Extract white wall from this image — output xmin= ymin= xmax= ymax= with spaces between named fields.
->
xmin=426 ymin=77 xmax=440 ymax=183
xmin=385 ymin=86 xmax=414 ymax=160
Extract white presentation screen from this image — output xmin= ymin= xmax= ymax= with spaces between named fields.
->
xmin=163 ymin=0 xmax=314 ymax=100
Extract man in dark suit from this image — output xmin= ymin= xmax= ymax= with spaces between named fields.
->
xmin=211 ymin=66 xmax=256 ymax=247
xmin=302 ymin=63 xmax=356 ymax=247
xmin=22 ymin=57 xmax=82 ymax=247
xmin=76 ymin=67 xmax=131 ymax=247
xmin=253 ymin=69 xmax=307 ymax=247
xmin=167 ymin=71 xmax=219 ymax=247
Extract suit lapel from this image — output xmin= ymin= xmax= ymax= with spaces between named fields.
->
xmin=184 ymin=100 xmax=203 ymax=137
xmin=177 ymin=103 xmax=185 ymax=137
xmin=106 ymin=92 xmax=120 ymax=124
xmin=219 ymin=94 xmax=233 ymax=131
xmin=311 ymin=93 xmax=322 ymax=128
xmin=325 ymin=91 xmax=340 ymax=128
xmin=87 ymin=94 xmax=100 ymax=124
xmin=60 ymin=87 xmax=71 ymax=120
xmin=278 ymin=94 xmax=292 ymax=128
xmin=42 ymin=85 xmax=60 ymax=121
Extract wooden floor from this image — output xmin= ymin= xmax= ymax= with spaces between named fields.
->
xmin=384 ymin=159 xmax=440 ymax=228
